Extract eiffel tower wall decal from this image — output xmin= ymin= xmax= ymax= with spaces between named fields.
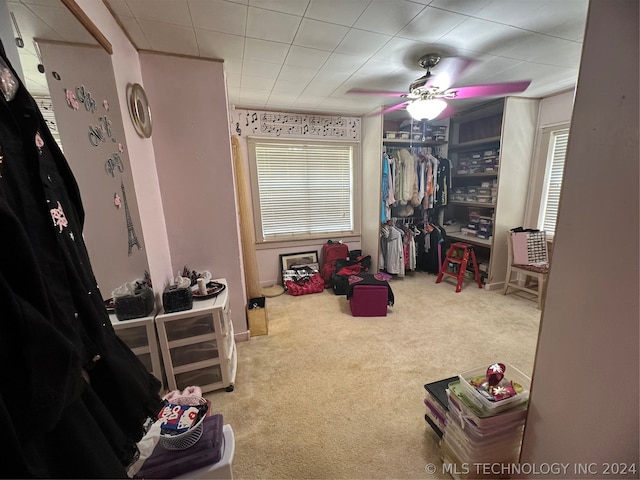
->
xmin=121 ymin=179 xmax=142 ymax=256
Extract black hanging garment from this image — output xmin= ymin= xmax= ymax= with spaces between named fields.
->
xmin=416 ymin=224 xmax=447 ymax=274
xmin=0 ymin=40 xmax=162 ymax=478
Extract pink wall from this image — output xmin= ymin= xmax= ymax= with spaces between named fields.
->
xmin=76 ymin=0 xmax=173 ymax=301
xmin=139 ymin=52 xmax=246 ymax=334
xmin=520 ymin=0 xmax=639 ymax=474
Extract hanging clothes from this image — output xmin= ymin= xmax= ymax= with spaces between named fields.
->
xmin=435 ymin=156 xmax=452 ymax=207
xmin=0 ymin=40 xmax=162 ymax=478
xmin=380 ymin=222 xmax=405 ymax=276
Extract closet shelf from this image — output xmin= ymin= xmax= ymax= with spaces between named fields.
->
xmin=453 ymin=172 xmax=498 ymax=178
xmin=450 ymin=201 xmax=496 ymax=208
xmin=383 ymin=139 xmax=447 ymax=147
xmin=447 ymin=136 xmax=501 ymax=152
xmin=447 ymin=232 xmax=492 ymax=247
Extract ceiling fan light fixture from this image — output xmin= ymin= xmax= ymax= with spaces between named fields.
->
xmin=406 ymin=98 xmax=447 ymax=120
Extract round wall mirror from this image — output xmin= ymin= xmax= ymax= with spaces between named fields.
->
xmin=127 ymin=83 xmax=152 ymax=138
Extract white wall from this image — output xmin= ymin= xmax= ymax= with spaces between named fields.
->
xmin=524 ymin=90 xmax=575 ymax=229
xmin=520 ymin=1 xmax=639 ymax=475
xmin=537 ymin=90 xmax=574 ymax=127
xmin=38 ymin=41 xmax=149 ymax=296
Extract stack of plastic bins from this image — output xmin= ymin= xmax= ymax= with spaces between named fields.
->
xmin=423 ymin=376 xmax=458 ymax=438
xmin=440 ymin=364 xmax=531 ymax=479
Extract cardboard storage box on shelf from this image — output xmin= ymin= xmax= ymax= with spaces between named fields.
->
xmin=385 ymin=131 xmax=398 ymax=139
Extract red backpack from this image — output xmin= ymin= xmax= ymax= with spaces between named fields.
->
xmin=320 ymin=240 xmax=349 ymax=288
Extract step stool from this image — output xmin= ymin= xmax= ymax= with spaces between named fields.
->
xmin=435 ymin=242 xmax=483 ymax=292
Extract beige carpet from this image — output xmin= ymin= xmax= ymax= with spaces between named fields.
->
xmin=205 ymin=271 xmax=541 ymax=480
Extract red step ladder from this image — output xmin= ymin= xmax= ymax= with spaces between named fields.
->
xmin=436 ymin=242 xmax=483 ymax=292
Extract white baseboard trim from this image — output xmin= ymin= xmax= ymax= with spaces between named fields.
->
xmin=235 ymin=330 xmax=250 ymax=342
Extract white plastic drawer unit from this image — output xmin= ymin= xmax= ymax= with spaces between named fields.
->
xmin=165 ymin=313 xmax=216 ymax=342
xmin=171 ymin=340 xmax=219 ymax=368
xmin=109 ymin=312 xmax=163 ymax=387
xmin=175 ymin=364 xmax=224 ymax=391
xmin=116 ymin=323 xmax=149 ymax=349
xmin=155 ymin=279 xmax=236 ymax=393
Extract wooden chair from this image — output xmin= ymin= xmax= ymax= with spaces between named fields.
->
xmin=502 ymin=230 xmax=550 ymax=309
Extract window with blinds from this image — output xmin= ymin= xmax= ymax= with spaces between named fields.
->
xmin=249 ymin=139 xmax=357 ymax=242
xmin=540 ymin=130 xmax=569 ymax=236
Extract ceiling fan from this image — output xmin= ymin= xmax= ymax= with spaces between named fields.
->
xmin=347 ymin=53 xmax=531 ymax=121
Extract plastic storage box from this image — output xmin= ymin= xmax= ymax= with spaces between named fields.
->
xmin=458 ymin=363 xmax=531 ymax=414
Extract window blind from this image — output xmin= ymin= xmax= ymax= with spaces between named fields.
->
xmin=542 ymin=130 xmax=569 ymax=236
xmin=254 ymin=142 xmax=354 ymax=241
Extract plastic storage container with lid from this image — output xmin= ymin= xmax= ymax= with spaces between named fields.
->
xmin=458 ymin=363 xmax=531 ymax=414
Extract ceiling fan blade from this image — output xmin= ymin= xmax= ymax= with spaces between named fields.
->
xmin=445 ymin=80 xmax=532 ymax=100
xmin=347 ymin=88 xmax=408 ymax=98
xmin=424 ymin=56 xmax=473 ymax=91
xmin=364 ymin=101 xmax=411 ymax=117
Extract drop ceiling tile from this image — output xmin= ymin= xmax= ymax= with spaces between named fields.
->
xmin=485 ymin=61 xmax=577 ymax=97
xmin=340 ymin=71 xmax=408 ymax=93
xmin=284 ymin=46 xmax=330 ymax=69
xmin=196 ymin=29 xmax=244 ymax=60
xmin=239 ymin=88 xmax=270 ymax=102
xmin=267 ymin=92 xmax=300 ymax=105
xmin=293 ymin=18 xmax=349 ymax=51
xmin=242 ymin=59 xmax=282 ymax=78
xmin=397 ymin=6 xmax=467 ymax=42
xmin=305 ymin=0 xmax=369 ymax=27
xmin=498 ymin=32 xmax=569 ymax=62
xmin=334 ymin=29 xmax=391 ymax=57
xmin=248 ymin=0 xmax=309 ymax=16
xmin=25 ymin=4 xmax=96 ymax=43
xmin=278 ymin=65 xmax=317 ymax=84
xmin=123 ymin=0 xmax=192 ymax=26
xmin=372 ymin=36 xmax=428 ymax=63
xmin=246 ymin=6 xmax=300 ymax=43
xmin=531 ymin=40 xmax=582 ymax=69
xmin=244 ymin=38 xmax=290 ymax=63
xmin=354 ymin=58 xmax=403 ymax=77
xmin=428 ymin=0 xmax=493 ymax=15
xmin=271 ymin=79 xmax=306 ymax=94
xmin=312 ymin=70 xmax=351 ymax=85
xmin=320 ymin=96 xmax=371 ymax=111
xmin=223 ymin=58 xmax=243 ymax=74
xmin=319 ymin=52 xmax=366 ymax=75
xmin=473 ymin=0 xmax=551 ymax=26
xmin=117 ymin=15 xmax=153 ymax=49
xmin=436 ymin=17 xmax=521 ymax=55
xmin=241 ymin=74 xmax=276 ymax=90
xmin=293 ymin=99 xmax=325 ymax=111
xmin=303 ymin=78 xmax=346 ymax=96
xmin=354 ymin=1 xmax=425 ymax=36
xmin=102 ymin=0 xmax=131 ymax=17
xmin=9 ymin=3 xmax=59 ymax=43
xmin=451 ymin=52 xmax=519 ymax=87
xmin=188 ymin=0 xmax=247 ymax=36
xmin=516 ymin=0 xmax=588 ymax=41
xmin=137 ymin=19 xmax=199 ymax=55
xmin=226 ymin=72 xmax=242 ymax=88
